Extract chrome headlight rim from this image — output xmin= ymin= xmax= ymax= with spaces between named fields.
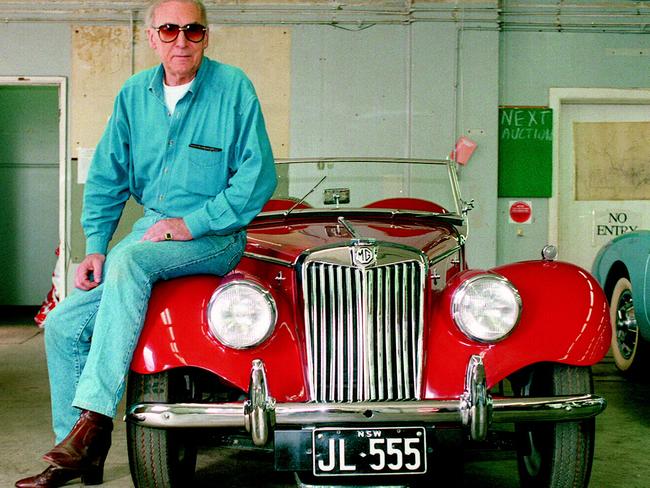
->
xmin=206 ymin=279 xmax=277 ymax=350
xmin=451 ymin=273 xmax=522 ymax=344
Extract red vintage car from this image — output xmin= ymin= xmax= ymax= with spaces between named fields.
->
xmin=125 ymin=158 xmax=611 ymax=487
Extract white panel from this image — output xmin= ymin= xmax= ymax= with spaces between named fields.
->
xmin=291 ymin=25 xmax=409 ymax=158
xmin=0 ymin=23 xmax=71 ymax=76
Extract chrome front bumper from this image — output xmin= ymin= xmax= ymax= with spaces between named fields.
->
xmin=126 ymin=356 xmax=606 ymax=446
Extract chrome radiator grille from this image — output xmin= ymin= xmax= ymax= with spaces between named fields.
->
xmin=302 ymin=249 xmax=425 ymax=402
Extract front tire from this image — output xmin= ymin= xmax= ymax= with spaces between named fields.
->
xmin=514 ymin=364 xmax=595 ymax=488
xmin=127 ymin=370 xmax=199 ymax=488
xmin=609 ymin=277 xmax=643 ymax=372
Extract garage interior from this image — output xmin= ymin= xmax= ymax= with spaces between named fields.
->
xmin=2 ymin=0 xmax=650 ymax=487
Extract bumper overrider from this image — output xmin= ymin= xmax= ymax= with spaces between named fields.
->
xmin=126 ymin=355 xmax=606 ymax=446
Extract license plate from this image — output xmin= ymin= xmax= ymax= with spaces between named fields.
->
xmin=312 ymin=426 xmax=427 ymax=476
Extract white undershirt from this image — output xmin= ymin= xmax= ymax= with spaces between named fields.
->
xmin=163 ymin=79 xmax=193 ymax=114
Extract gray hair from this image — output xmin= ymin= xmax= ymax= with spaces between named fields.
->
xmin=145 ymin=0 xmax=208 ymax=27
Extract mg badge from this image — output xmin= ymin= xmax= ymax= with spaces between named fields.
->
xmin=352 ymin=246 xmax=377 ymax=268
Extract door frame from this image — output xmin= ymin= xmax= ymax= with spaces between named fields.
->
xmin=548 ymin=87 xmax=650 ymax=250
xmin=0 ymin=76 xmax=68 ymax=298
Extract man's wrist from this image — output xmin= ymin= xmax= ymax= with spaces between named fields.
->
xmin=183 ymin=214 xmax=203 ymax=239
xmin=85 ymin=235 xmax=109 ymax=256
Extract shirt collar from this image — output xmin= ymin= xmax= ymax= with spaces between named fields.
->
xmin=148 ymin=56 xmax=210 ymax=100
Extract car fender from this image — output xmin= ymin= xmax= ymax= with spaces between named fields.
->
xmin=592 ymin=230 xmax=650 ymax=340
xmin=422 ymin=261 xmax=611 ymax=398
xmin=130 ymin=272 xmax=309 ymax=402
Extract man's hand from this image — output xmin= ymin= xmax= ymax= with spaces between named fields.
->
xmin=75 ymin=253 xmax=106 ymax=290
xmin=141 ymin=217 xmax=193 ymax=242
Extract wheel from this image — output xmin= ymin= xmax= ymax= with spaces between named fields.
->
xmin=513 ymin=364 xmax=595 ymax=488
xmin=127 ymin=370 xmax=199 ymax=488
xmin=609 ymin=277 xmax=643 ymax=372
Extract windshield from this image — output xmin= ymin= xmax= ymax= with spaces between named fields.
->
xmin=269 ymin=158 xmax=462 ymax=215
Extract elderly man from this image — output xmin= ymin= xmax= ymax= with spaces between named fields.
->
xmin=16 ymin=1 xmax=277 ymax=486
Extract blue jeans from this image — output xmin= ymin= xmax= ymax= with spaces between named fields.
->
xmin=44 ymin=214 xmax=246 ymax=443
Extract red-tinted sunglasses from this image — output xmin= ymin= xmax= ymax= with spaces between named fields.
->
xmin=154 ymin=23 xmax=207 ymax=43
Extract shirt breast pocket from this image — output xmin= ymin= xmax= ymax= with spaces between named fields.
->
xmin=184 ymin=146 xmax=225 ymax=195
xmin=188 ymin=144 xmax=223 ymax=167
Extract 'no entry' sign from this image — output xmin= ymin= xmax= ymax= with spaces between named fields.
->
xmin=509 ymin=200 xmax=532 ymax=224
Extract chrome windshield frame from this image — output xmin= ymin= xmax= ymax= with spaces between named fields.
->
xmin=263 ymin=158 xmax=467 ymax=237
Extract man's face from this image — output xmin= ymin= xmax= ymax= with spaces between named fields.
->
xmin=147 ymin=1 xmax=208 ymax=85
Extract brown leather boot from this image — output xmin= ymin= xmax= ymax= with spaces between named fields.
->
xmin=42 ymin=410 xmax=113 ymax=474
xmin=14 ymin=464 xmax=102 ymax=487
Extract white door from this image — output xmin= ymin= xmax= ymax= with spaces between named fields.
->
xmin=551 ymin=89 xmax=650 ymax=271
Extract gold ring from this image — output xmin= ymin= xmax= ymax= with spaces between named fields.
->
xmin=164 ymin=232 xmax=173 ymax=241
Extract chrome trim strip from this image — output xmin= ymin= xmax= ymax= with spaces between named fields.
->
xmin=377 ymin=267 xmax=385 ymax=398
xmin=401 ymin=263 xmax=409 ymax=398
xmin=384 ymin=267 xmax=393 ymax=399
xmin=274 ymin=157 xmax=449 ymax=166
xmin=336 ymin=266 xmax=344 ymax=402
xmin=395 ymin=264 xmax=404 ymax=399
xmin=428 ymin=245 xmax=462 ymax=266
xmin=327 ymin=265 xmax=336 ymax=402
xmin=448 ymin=162 xmax=469 ymax=239
xmin=355 ymin=268 xmax=363 ymax=401
xmin=346 ymin=267 xmax=354 ymax=401
xmin=256 ymin=207 xmax=464 ymax=224
xmin=318 ymin=265 xmax=326 ymax=400
xmin=364 ymin=269 xmax=374 ymax=399
xmin=243 ymin=252 xmax=294 ymax=268
xmin=302 ymin=270 xmax=314 ymax=400
xmin=127 ymin=395 xmax=607 ymax=430
xmin=414 ymin=263 xmax=423 ymax=399
xmin=448 ymin=158 xmax=462 ymax=216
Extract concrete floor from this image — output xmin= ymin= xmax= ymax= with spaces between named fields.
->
xmin=2 ymin=319 xmax=650 ymax=488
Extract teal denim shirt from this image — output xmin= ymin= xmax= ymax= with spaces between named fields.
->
xmin=82 ymin=57 xmax=277 ymax=256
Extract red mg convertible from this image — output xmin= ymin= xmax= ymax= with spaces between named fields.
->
xmin=125 ymin=158 xmax=610 ymax=487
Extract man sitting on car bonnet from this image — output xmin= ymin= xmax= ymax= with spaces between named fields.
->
xmin=16 ymin=1 xmax=277 ymax=486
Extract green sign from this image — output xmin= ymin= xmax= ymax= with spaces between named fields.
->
xmin=498 ymin=106 xmax=553 ymax=197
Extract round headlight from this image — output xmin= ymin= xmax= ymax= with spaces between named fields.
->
xmin=207 ymin=281 xmax=277 ymax=349
xmin=452 ymin=274 xmax=522 ymax=343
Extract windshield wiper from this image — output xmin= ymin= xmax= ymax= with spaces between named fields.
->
xmin=284 ymin=176 xmax=327 ymax=217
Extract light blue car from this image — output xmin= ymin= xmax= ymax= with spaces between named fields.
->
xmin=592 ymin=230 xmax=650 ymax=372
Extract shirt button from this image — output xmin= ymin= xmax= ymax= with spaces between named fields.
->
xmin=163 ymin=168 xmax=169 ymax=174
xmin=159 ymin=195 xmax=165 ymax=201
xmin=168 ymin=140 xmax=174 ymax=146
